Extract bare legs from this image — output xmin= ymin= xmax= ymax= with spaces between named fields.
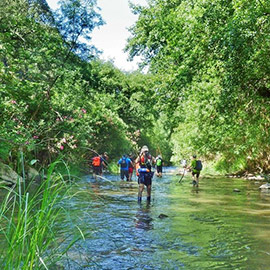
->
xmin=138 ymin=184 xmax=151 ymax=203
xmin=192 ymin=173 xmax=199 ymax=187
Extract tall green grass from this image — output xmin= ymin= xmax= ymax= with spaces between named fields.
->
xmin=0 ymin=159 xmax=81 ymax=270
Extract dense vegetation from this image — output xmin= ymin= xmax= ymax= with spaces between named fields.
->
xmin=1 ymin=0 xmax=270 ymax=174
xmin=1 ymin=0 xmax=270 ymax=267
xmin=126 ymin=0 xmax=270 ymax=173
xmin=0 ymin=161 xmax=77 ymax=269
xmin=0 ymin=0 xmax=171 ymax=174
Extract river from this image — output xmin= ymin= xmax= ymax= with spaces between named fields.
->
xmin=57 ymin=167 xmax=270 ymax=270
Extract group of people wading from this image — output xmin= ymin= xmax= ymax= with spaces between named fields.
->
xmin=91 ymin=145 xmax=202 ymax=203
xmin=116 ymin=146 xmax=165 ymax=203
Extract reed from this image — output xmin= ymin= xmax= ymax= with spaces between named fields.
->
xmin=0 ymin=159 xmax=80 ymax=270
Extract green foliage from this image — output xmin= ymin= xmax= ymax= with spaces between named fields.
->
xmin=4 ymin=0 xmax=270 ymax=175
xmin=0 ymin=160 xmax=82 ymax=269
xmin=126 ymin=0 xmax=270 ymax=173
xmin=0 ymin=0 xmax=160 ymax=171
xmin=54 ymin=0 xmax=104 ymax=60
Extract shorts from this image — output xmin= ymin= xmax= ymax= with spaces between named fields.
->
xmin=192 ymin=171 xmax=200 ymax=178
xmin=93 ymin=166 xmax=102 ymax=175
xmin=138 ymin=171 xmax=154 ymax=186
xmin=121 ymin=170 xmax=129 ymax=180
xmin=157 ymin=166 xmax=162 ymax=173
xmin=129 ymin=167 xmax=133 ymax=174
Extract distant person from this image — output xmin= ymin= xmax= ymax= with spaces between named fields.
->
xmin=188 ymin=155 xmax=203 ymax=187
xmin=177 ymin=159 xmax=187 ymax=175
xmin=181 ymin=159 xmax=187 ymax=168
xmin=118 ymin=154 xmax=132 ymax=181
xmin=91 ymin=152 xmax=108 ymax=179
xmin=135 ymin=145 xmax=155 ymax=203
xmin=101 ymin=152 xmax=109 ymax=174
xmin=128 ymin=153 xmax=135 ymax=181
xmin=155 ymin=155 xmax=163 ymax=177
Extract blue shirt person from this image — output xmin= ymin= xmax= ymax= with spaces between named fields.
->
xmin=118 ymin=155 xmax=132 ymax=181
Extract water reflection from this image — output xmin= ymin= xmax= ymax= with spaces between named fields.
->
xmin=53 ymin=169 xmax=270 ymax=270
xmin=191 ymin=185 xmax=200 ymax=194
xmin=134 ymin=203 xmax=154 ymax=230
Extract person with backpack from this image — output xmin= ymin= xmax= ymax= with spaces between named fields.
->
xmin=155 ymin=155 xmax=163 ymax=177
xmin=118 ymin=154 xmax=132 ymax=181
xmin=135 ymin=145 xmax=155 ymax=203
xmin=91 ymin=152 xmax=108 ymax=179
xmin=188 ymin=155 xmax=203 ymax=187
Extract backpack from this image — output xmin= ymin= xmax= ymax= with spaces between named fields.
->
xmin=195 ymin=160 xmax=203 ymax=171
xmin=140 ymin=153 xmax=152 ymax=169
xmin=121 ymin=158 xmax=127 ymax=168
xmin=156 ymin=158 xmax=162 ymax=167
xmin=92 ymin=156 xmax=101 ymax=167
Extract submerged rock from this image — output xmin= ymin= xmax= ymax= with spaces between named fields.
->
xmin=259 ymin=183 xmax=270 ymax=189
xmin=158 ymin=214 xmax=169 ymax=219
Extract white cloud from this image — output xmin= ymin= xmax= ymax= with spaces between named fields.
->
xmin=46 ymin=0 xmax=147 ymax=71
xmin=92 ymin=0 xmax=147 ymax=71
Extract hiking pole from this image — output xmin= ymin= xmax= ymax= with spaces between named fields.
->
xmin=179 ymin=167 xmax=186 ymax=183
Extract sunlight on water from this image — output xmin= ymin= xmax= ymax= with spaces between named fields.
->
xmin=55 ymin=168 xmax=270 ymax=270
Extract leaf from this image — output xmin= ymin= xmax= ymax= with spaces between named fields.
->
xmin=30 ymin=159 xmax=38 ymax=165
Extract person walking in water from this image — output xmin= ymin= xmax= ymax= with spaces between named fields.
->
xmin=118 ymin=154 xmax=132 ymax=181
xmin=91 ymin=152 xmax=108 ymax=179
xmin=188 ymin=155 xmax=203 ymax=187
xmin=135 ymin=145 xmax=155 ymax=203
xmin=155 ymin=155 xmax=163 ymax=177
xmin=101 ymin=152 xmax=109 ymax=175
xmin=128 ymin=153 xmax=135 ymax=181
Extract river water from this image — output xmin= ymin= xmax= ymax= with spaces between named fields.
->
xmin=58 ymin=167 xmax=270 ymax=270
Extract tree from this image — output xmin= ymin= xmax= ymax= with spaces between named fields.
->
xmin=126 ymin=0 xmax=270 ymax=172
xmin=54 ymin=0 xmax=104 ymax=60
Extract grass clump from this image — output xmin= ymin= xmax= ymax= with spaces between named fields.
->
xmin=0 ymin=159 xmax=82 ymax=270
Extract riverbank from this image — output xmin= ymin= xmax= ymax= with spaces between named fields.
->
xmin=226 ymin=172 xmax=265 ymax=181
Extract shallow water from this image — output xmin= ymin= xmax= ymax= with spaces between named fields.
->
xmin=58 ymin=168 xmax=270 ymax=270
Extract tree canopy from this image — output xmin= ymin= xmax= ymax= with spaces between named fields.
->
xmin=1 ymin=0 xmax=270 ymax=174
xmin=126 ymin=0 xmax=270 ymax=173
xmin=0 ymin=0 xmax=169 ymax=170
